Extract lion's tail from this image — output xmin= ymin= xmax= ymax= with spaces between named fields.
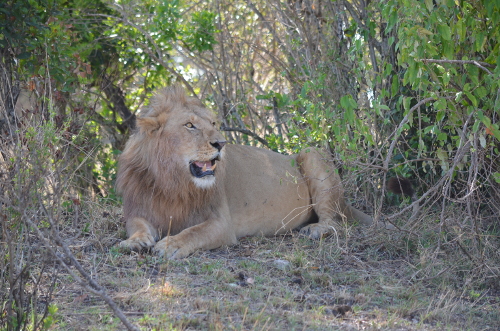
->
xmin=345 ymin=205 xmax=372 ymax=226
xmin=346 ymin=205 xmax=396 ymax=230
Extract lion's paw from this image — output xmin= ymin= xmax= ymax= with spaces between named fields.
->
xmin=153 ymin=236 xmax=194 ymax=259
xmin=119 ymin=233 xmax=156 ymax=251
xmin=300 ymin=223 xmax=336 ymax=240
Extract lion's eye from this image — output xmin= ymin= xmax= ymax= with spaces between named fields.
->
xmin=212 ymin=122 xmax=216 ymax=127
xmin=185 ymin=122 xmax=195 ymax=129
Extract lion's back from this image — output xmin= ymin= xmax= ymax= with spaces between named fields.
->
xmin=222 ymin=144 xmax=313 ymax=236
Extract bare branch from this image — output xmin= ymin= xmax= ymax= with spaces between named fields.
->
xmin=421 ymin=59 xmax=495 ymax=75
xmin=221 ymin=126 xmax=269 ymax=147
xmin=246 ymin=1 xmax=284 ymax=48
xmin=24 ymin=207 xmax=140 ymax=331
xmin=377 ymin=96 xmax=453 ymax=223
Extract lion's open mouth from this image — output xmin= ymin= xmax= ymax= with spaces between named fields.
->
xmin=189 ymin=155 xmax=220 ymax=178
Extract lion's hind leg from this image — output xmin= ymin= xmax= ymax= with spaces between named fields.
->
xmin=296 ymin=148 xmax=352 ymax=239
xmin=119 ymin=217 xmax=159 ymax=251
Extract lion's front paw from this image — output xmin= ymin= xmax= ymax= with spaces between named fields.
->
xmin=300 ymin=223 xmax=337 ymax=239
xmin=153 ymin=236 xmax=194 ymax=259
xmin=119 ymin=233 xmax=156 ymax=251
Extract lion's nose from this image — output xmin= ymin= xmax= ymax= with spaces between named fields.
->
xmin=211 ymin=140 xmax=226 ymax=152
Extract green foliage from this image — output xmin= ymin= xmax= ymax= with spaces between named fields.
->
xmin=153 ymin=0 xmax=181 ymax=42
xmin=185 ymin=10 xmax=218 ymax=52
xmin=1 ymin=0 xmax=97 ymax=91
xmin=0 ymin=0 xmax=51 ymax=56
xmin=269 ymin=0 xmax=499 ymax=183
xmin=384 ymin=0 xmax=500 ymax=179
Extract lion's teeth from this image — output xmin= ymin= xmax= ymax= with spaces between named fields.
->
xmin=212 ymin=163 xmax=217 ymax=170
xmin=202 ymin=164 xmax=207 ymax=172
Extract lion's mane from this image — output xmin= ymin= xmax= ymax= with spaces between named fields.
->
xmin=116 ymin=86 xmax=225 ymax=236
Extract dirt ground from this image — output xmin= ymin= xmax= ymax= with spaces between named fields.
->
xmin=39 ymin=209 xmax=499 ymax=331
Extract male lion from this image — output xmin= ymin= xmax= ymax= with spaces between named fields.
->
xmin=117 ymin=86 xmax=384 ymax=259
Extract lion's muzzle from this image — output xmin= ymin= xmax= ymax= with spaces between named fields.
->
xmin=190 ymin=155 xmax=220 ymax=178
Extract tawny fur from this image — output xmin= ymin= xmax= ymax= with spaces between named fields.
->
xmin=116 ymin=86 xmax=392 ymax=259
xmin=116 ymin=86 xmax=224 ymax=236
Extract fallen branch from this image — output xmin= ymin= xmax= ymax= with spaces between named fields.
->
xmin=26 ymin=203 xmax=140 ymax=331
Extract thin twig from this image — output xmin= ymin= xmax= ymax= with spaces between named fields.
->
xmin=246 ymin=0 xmax=284 ymax=48
xmin=377 ymin=97 xmax=440 ymax=221
xmin=387 ymin=139 xmax=472 ymax=224
xmin=421 ymin=59 xmax=494 ymax=75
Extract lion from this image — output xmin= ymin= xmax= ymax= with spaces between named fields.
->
xmin=116 ymin=86 xmax=389 ymax=259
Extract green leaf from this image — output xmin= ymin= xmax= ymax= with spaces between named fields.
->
xmin=344 ymin=107 xmax=355 ymax=125
xmin=436 ymin=148 xmax=449 ymax=172
xmin=437 ymin=132 xmax=447 ymax=141
xmin=479 ymin=134 xmax=486 ymax=148
xmin=436 ymin=110 xmax=445 ymax=122
xmin=442 ymin=71 xmax=451 ymax=86
xmin=475 ymin=86 xmax=487 ymax=99
xmin=17 ymin=52 xmax=31 ymax=59
xmin=443 ymin=40 xmax=454 ymax=59
xmin=437 ymin=24 xmax=451 ymax=41
xmin=256 ymin=94 xmax=272 ymax=100
xmin=434 ymin=98 xmax=447 ymax=111
xmin=340 ymin=95 xmax=357 ymax=110
xmin=403 ymin=97 xmax=412 ymax=111
xmin=473 ymin=120 xmax=481 ymax=133
xmin=465 ymin=91 xmax=478 ymax=107
xmin=456 ymin=19 xmax=466 ymax=42
xmin=424 ymin=0 xmax=434 ymax=12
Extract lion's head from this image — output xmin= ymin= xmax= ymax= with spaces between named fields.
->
xmin=116 ymin=86 xmax=226 ymax=235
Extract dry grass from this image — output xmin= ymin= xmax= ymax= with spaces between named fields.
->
xmin=0 ymin=115 xmax=497 ymax=330
xmin=27 ymin=201 xmax=499 ymax=331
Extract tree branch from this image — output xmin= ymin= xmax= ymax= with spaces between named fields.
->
xmin=221 ymin=126 xmax=269 ymax=147
xmin=246 ymin=1 xmax=284 ymax=48
xmin=100 ymin=76 xmax=136 ymax=131
xmin=421 ymin=59 xmax=495 ymax=75
xmin=376 ymin=96 xmax=452 ymax=223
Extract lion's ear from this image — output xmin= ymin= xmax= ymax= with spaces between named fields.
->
xmin=137 ymin=116 xmax=161 ymax=134
xmin=137 ymin=112 xmax=169 ymax=134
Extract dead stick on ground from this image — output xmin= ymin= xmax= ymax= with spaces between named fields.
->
xmin=24 ymin=205 xmax=140 ymax=331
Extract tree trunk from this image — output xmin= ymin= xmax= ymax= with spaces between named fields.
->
xmin=100 ymin=76 xmax=136 ymax=133
xmin=0 ymin=50 xmax=20 ymax=140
